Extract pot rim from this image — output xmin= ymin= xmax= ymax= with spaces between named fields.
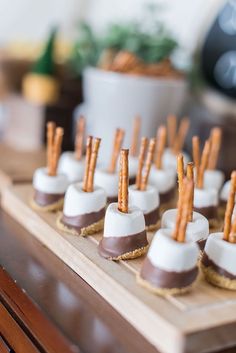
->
xmin=83 ymin=66 xmax=187 ymax=88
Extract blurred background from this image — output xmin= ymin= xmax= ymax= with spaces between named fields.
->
xmin=0 ymin=0 xmax=235 ymax=176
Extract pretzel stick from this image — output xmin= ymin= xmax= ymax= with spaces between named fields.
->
xmin=83 ymin=136 xmax=93 ymax=192
xmin=130 ymin=116 xmax=141 ymax=157
xmin=122 ymin=149 xmax=129 ymax=213
xmin=108 ymin=128 xmax=125 ymax=173
xmin=173 ymin=117 xmax=190 ymax=154
xmin=51 ymin=127 xmax=64 ymax=176
xmin=140 ymin=138 xmax=156 ymax=191
xmin=47 ymin=121 xmax=56 ymax=176
xmin=118 ymin=149 xmax=129 ymax=213
xmin=229 ymin=215 xmax=236 ymax=243
xmin=192 ymin=136 xmax=200 ymax=184
xmin=86 ymin=138 xmax=101 ymax=192
xmin=75 ymin=116 xmax=85 ymax=160
xmin=135 ymin=137 xmax=148 ymax=190
xmin=177 ymin=154 xmax=184 ymax=196
xmin=167 ymin=114 xmax=177 ymax=149
xmin=178 ymin=179 xmax=193 ymax=243
xmin=197 ymin=140 xmax=210 ymax=189
xmin=172 ymin=181 xmax=185 ymax=241
xmin=223 ymin=171 xmax=236 ymax=241
xmin=207 ymin=127 xmax=222 ymax=170
xmin=187 ymin=162 xmax=194 ymax=222
xmin=155 ymin=125 xmax=167 ymax=169
xmin=118 ymin=149 xmax=123 ymax=212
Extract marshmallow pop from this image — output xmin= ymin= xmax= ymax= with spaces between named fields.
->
xmin=162 ymin=155 xmax=209 ymax=250
xmin=58 ymin=136 xmax=107 ymax=236
xmin=95 ymin=128 xmax=124 ymax=203
xmin=203 ymin=127 xmax=224 ymax=192
xmin=201 ymin=171 xmax=236 ymax=290
xmin=58 ymin=115 xmax=85 ymax=183
xmin=149 ymin=125 xmax=176 ymax=208
xmin=138 ymin=179 xmax=199 ymax=295
xmin=129 ymin=137 xmax=160 ymax=231
xmin=99 ymin=149 xmax=148 ymax=260
xmin=32 ymin=122 xmax=68 ymax=211
xmin=192 ymin=137 xmax=220 ymax=229
xmin=162 ymin=115 xmax=190 ymax=172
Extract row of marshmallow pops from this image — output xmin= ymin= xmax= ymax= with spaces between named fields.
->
xmin=32 ymin=115 xmax=186 ymax=212
xmin=31 ymin=117 xmax=236 ymax=294
xmin=32 ymin=115 xmax=232 ymax=234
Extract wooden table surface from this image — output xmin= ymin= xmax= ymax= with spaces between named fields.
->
xmin=0 ymin=209 xmax=157 ymax=353
xmin=0 ymin=208 xmax=236 ymax=353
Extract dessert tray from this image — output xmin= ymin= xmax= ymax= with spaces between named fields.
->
xmin=3 ymin=184 xmax=236 ymax=353
xmin=0 ymin=144 xmax=45 ymax=193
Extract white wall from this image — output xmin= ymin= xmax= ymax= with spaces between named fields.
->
xmin=0 ymin=0 xmax=224 ymax=56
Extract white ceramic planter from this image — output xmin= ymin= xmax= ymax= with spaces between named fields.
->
xmin=76 ymin=67 xmax=188 ymax=164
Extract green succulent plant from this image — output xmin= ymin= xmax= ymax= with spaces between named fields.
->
xmin=69 ymin=4 xmax=178 ymax=76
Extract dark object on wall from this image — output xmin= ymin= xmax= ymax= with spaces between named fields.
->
xmin=185 ymin=0 xmax=236 ymax=178
xmin=201 ymin=0 xmax=236 ymax=99
xmin=184 ymin=95 xmax=236 ymax=179
xmin=43 ymin=75 xmax=82 ymax=151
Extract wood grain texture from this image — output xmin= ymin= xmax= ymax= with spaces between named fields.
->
xmin=0 ymin=209 xmax=155 ymax=353
xmin=0 ymin=303 xmax=40 ymax=353
xmin=0 ymin=268 xmax=79 ymax=353
xmin=3 ymin=184 xmax=236 ymax=353
xmin=0 ymin=144 xmax=45 ymax=193
xmin=0 ymin=336 xmax=11 ymax=353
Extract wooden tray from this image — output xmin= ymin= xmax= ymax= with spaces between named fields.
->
xmin=0 ymin=144 xmax=45 ymax=193
xmin=3 ymin=184 xmax=236 ymax=353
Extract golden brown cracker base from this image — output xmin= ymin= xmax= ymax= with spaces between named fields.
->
xmin=136 ymin=272 xmax=198 ymax=296
xmin=107 ymin=245 xmax=149 ymax=261
xmin=56 ymin=213 xmax=104 ymax=236
xmin=201 ymin=263 xmax=236 ymax=290
xmin=209 ymin=217 xmax=223 ymax=233
xmin=218 ymin=204 xmax=226 ymax=219
xmin=146 ymin=220 xmax=161 ymax=232
xmin=160 ymin=200 xmax=176 ymax=215
xmin=30 ymin=197 xmax=64 ymax=212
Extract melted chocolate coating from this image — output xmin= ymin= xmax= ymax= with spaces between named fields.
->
xmin=107 ymin=196 xmax=118 ymax=203
xmin=140 ymin=257 xmax=198 ymax=289
xmin=129 ymin=176 xmax=136 ymax=185
xmin=202 ymin=252 xmax=236 ymax=279
xmin=159 ymin=186 xmax=176 ymax=204
xmin=197 ymin=238 xmax=207 ymax=251
xmin=144 ymin=207 xmax=159 ymax=226
xmin=62 ymin=207 xmax=105 ymax=231
xmin=34 ymin=189 xmax=64 ymax=207
xmin=194 ymin=205 xmax=218 ymax=220
xmin=99 ymin=230 xmax=148 ymax=259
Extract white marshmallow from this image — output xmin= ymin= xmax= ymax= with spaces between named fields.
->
xmin=147 ymin=229 xmax=199 ymax=272
xmin=203 ymin=170 xmax=225 ymax=192
xmin=161 ymin=209 xmax=209 ymax=242
xmin=194 ymin=187 xmax=218 ymax=208
xmin=162 ymin=148 xmax=190 ymax=172
xmin=94 ymin=169 xmax=118 ymax=198
xmin=58 ymin=152 xmax=84 ymax=183
xmin=129 ymin=156 xmax=138 ymax=178
xmin=220 ymin=180 xmax=233 ymax=202
xmin=149 ymin=167 xmax=176 ymax=194
xmin=63 ymin=182 xmax=106 ymax=217
xmin=128 ymin=185 xmax=159 ymax=214
xmin=33 ymin=167 xmax=68 ymax=194
xmin=103 ymin=203 xmax=145 ymax=238
xmin=204 ymin=233 xmax=236 ymax=275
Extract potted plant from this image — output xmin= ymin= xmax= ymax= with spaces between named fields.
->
xmin=70 ymin=6 xmax=188 ymax=163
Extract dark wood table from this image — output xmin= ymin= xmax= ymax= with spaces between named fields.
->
xmin=0 ymin=209 xmax=235 ymax=353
